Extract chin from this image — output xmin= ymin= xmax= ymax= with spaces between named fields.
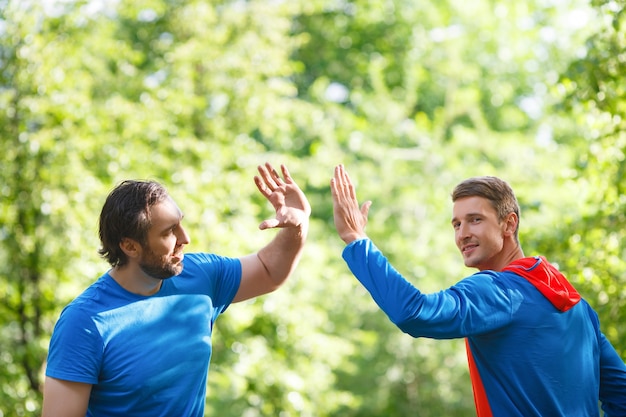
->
xmin=463 ymin=259 xmax=481 ymax=270
xmin=462 ymin=256 xmax=475 ymax=267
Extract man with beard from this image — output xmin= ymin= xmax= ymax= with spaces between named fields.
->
xmin=42 ymin=163 xmax=310 ymax=417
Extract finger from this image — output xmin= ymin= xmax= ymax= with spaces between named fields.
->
xmin=334 ymin=164 xmax=344 ymax=186
xmin=336 ymin=165 xmax=356 ymax=201
xmin=340 ymin=167 xmax=353 ymax=196
xmin=330 ymin=181 xmax=345 ymax=210
xmin=331 ymin=170 xmax=345 ymax=202
xmin=259 ymin=218 xmax=280 ymax=230
xmin=254 ymin=175 xmax=272 ymax=198
xmin=257 ymin=164 xmax=279 ymax=191
xmin=338 ymin=165 xmax=352 ymax=193
xmin=333 ymin=165 xmax=347 ymax=197
xmin=280 ymin=164 xmax=294 ymax=184
xmin=361 ymin=201 xmax=372 ymax=217
xmin=266 ymin=162 xmax=283 ymax=185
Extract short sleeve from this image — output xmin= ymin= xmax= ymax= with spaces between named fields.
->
xmin=45 ymin=305 xmax=104 ymax=384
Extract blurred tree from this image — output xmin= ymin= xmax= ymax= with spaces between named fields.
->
xmin=0 ymin=2 xmax=105 ymax=414
xmin=0 ymin=0 xmax=621 ymax=416
xmin=539 ymin=0 xmax=626 ymax=357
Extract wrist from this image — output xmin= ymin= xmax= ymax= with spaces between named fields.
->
xmin=341 ymin=233 xmax=367 ymax=245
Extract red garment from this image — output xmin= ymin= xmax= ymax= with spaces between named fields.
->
xmin=466 ymin=338 xmax=493 ymax=417
xmin=502 ymin=256 xmax=580 ymax=312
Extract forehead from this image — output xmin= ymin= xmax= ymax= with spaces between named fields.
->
xmin=148 ymin=198 xmax=183 ymax=227
xmin=452 ymin=196 xmax=496 ymax=219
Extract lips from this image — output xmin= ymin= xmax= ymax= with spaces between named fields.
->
xmin=462 ymin=244 xmax=478 ymax=255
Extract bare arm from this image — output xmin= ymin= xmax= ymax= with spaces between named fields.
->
xmin=42 ymin=377 xmax=92 ymax=417
xmin=330 ymin=164 xmax=371 ymax=244
xmin=233 ymin=163 xmax=310 ymax=303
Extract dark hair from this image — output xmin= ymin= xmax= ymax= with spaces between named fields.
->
xmin=451 ymin=176 xmax=520 ymax=239
xmin=98 ymin=180 xmax=169 ymax=267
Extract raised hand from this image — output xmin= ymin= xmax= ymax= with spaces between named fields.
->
xmin=330 ymin=164 xmax=371 ymax=244
xmin=254 ymin=163 xmax=311 ymax=230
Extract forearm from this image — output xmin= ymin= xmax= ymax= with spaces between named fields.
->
xmin=342 ymin=238 xmax=476 ymax=339
xmin=342 ymin=238 xmax=426 ymax=326
xmin=599 ymin=332 xmax=626 ymax=416
xmin=257 ymin=222 xmax=308 ymax=286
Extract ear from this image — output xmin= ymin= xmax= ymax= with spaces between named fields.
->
xmin=119 ymin=237 xmax=142 ymax=259
xmin=503 ymin=212 xmax=518 ymax=237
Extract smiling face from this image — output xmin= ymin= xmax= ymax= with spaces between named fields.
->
xmin=138 ymin=197 xmax=190 ymax=279
xmin=452 ymin=196 xmax=511 ymax=271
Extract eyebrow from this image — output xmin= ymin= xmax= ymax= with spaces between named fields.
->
xmin=451 ymin=212 xmax=484 ymax=223
xmin=157 ymin=212 xmax=184 ymax=234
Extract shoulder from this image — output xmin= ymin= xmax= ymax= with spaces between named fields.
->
xmin=170 ymin=253 xmax=241 ymax=304
xmin=180 ymin=252 xmax=241 ymax=275
xmin=54 ymin=297 xmax=101 ymax=335
xmin=459 ymin=269 xmax=530 ymax=290
xmin=171 ymin=253 xmax=241 ymax=294
xmin=454 ymin=270 xmax=505 ymax=291
xmin=53 ymin=273 xmax=145 ymax=336
xmin=59 ymin=275 xmax=109 ymax=314
xmin=452 ymin=271 xmax=526 ymax=308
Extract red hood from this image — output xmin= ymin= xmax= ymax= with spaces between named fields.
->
xmin=502 ymin=256 xmax=580 ymax=312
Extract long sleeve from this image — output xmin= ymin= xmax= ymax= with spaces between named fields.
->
xmin=599 ymin=332 xmax=626 ymax=416
xmin=342 ymin=239 xmax=517 ymax=339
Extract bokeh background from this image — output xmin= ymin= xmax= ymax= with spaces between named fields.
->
xmin=1 ymin=0 xmax=625 ymax=415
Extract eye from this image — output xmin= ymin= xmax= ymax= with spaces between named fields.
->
xmin=162 ymin=225 xmax=178 ymax=237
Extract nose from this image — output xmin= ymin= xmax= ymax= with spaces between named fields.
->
xmin=456 ymin=222 xmax=470 ymax=242
xmin=177 ymin=226 xmax=191 ymax=245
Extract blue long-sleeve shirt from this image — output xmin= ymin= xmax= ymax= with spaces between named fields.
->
xmin=343 ymin=238 xmax=626 ymax=416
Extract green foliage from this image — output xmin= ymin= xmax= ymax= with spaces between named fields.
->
xmin=540 ymin=0 xmax=626 ymax=357
xmin=0 ymin=0 xmax=623 ymax=415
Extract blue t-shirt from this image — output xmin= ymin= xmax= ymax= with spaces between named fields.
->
xmin=45 ymin=252 xmax=241 ymax=417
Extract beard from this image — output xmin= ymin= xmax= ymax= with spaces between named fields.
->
xmin=138 ymin=246 xmax=183 ymax=280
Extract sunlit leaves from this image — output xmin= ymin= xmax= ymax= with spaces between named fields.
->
xmin=1 ymin=0 xmax=623 ymax=415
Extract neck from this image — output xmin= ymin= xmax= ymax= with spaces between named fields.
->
xmin=488 ymin=243 xmax=525 ymax=272
xmin=474 ymin=240 xmax=525 ymax=272
xmin=109 ymin=264 xmax=162 ymax=296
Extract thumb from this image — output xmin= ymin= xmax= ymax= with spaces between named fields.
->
xmin=361 ymin=201 xmax=372 ymax=218
xmin=259 ymin=218 xmax=280 ymax=230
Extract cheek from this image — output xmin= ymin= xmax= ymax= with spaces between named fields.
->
xmin=151 ymin=239 xmax=175 ymax=255
xmin=167 ymin=237 xmax=180 ymax=252
xmin=489 ymin=231 xmax=506 ymax=249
